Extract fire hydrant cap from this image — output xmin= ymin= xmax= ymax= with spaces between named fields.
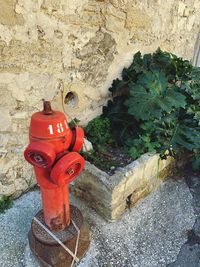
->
xmin=30 ymin=111 xmax=71 ymax=139
xmin=24 ymin=142 xmax=56 ymax=168
xmin=50 ymin=152 xmax=85 ymax=186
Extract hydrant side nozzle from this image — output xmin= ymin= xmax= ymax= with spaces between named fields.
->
xmin=24 ymin=142 xmax=56 ymax=168
xmin=50 ymin=152 xmax=85 ymax=186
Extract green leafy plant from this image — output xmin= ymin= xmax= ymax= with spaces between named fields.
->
xmin=0 ymin=196 xmax=13 ymax=213
xmin=125 ymin=70 xmax=186 ymax=120
xmin=84 ymin=117 xmax=114 ymax=170
xmin=83 ymin=117 xmax=132 ymax=171
xmin=101 ymin=49 xmax=200 ymax=169
xmin=126 ymin=133 xmax=161 ymax=160
xmin=84 ymin=116 xmax=114 ymax=147
xmin=84 ymin=49 xmax=200 ymax=170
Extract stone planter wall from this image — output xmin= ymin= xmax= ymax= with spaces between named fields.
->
xmin=72 ymin=153 xmax=175 ymax=221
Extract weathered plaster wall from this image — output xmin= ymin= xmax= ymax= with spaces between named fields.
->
xmin=0 ymin=0 xmax=199 ymax=197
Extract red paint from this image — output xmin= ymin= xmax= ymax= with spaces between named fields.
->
xmin=24 ymin=101 xmax=85 ymax=231
xmin=71 ymin=127 xmax=85 ymax=152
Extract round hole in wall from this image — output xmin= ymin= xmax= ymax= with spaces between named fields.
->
xmin=64 ymin=91 xmax=79 ymax=108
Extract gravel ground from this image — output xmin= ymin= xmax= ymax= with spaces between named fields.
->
xmin=168 ymin=174 xmax=200 ymax=267
xmin=0 ymin=178 xmax=196 ymax=267
xmin=0 ymin=189 xmax=41 ymax=267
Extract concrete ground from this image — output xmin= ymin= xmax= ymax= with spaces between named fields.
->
xmin=0 ymin=172 xmax=199 ymax=267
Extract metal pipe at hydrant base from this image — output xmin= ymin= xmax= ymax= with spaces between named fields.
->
xmin=33 ymin=166 xmax=71 ymax=231
xmin=40 ymin=185 xmax=70 ymax=231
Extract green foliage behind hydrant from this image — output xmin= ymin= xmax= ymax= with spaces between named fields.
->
xmin=85 ymin=49 xmax=200 ymax=170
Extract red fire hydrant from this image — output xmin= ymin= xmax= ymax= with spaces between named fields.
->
xmin=24 ymin=101 xmax=90 ymax=267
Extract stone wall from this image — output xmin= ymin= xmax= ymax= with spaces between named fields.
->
xmin=0 ymin=0 xmax=199 ymax=198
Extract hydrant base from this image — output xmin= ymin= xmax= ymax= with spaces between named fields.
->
xmin=28 ymin=205 xmax=90 ymax=267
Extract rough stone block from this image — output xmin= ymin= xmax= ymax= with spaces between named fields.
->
xmin=72 ymin=153 xmax=175 ymax=221
xmin=0 ymin=0 xmax=24 ymax=26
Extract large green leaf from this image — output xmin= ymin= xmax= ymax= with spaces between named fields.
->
xmin=170 ymin=124 xmax=200 ymax=153
xmin=125 ymin=71 xmax=186 ymax=120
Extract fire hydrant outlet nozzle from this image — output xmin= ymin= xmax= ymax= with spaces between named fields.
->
xmin=50 ymin=152 xmax=85 ymax=186
xmin=24 ymin=142 xmax=56 ymax=168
